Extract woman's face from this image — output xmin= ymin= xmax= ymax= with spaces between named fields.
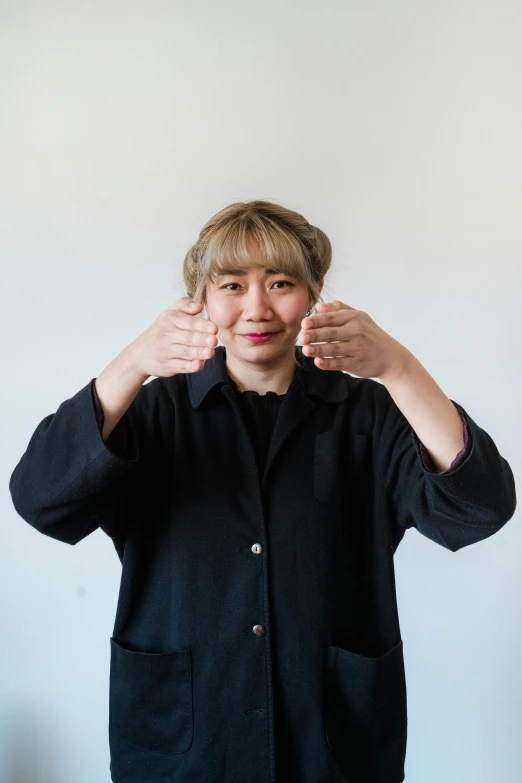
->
xmin=205 ymin=244 xmax=320 ymax=367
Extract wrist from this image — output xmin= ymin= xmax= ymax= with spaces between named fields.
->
xmin=378 ymin=346 xmax=417 ymax=386
xmin=123 ymin=341 xmax=151 ymax=383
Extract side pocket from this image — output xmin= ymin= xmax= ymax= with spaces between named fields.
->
xmin=324 ymin=640 xmax=407 ymax=780
xmin=109 ymin=638 xmax=194 ymax=755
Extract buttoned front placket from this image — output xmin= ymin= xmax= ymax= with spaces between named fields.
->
xmin=221 ymin=383 xmax=277 ymax=783
xmin=220 ymin=377 xmax=320 ymax=783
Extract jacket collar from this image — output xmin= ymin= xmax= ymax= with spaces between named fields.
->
xmin=187 ymin=345 xmax=350 ymax=409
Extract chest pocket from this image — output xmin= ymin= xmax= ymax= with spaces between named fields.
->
xmin=313 ymin=430 xmax=373 ymax=508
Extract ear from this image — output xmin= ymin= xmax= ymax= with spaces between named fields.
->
xmin=310 ymin=279 xmax=325 ymax=308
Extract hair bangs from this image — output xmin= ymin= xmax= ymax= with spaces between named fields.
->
xmin=203 ymin=217 xmax=308 ymax=283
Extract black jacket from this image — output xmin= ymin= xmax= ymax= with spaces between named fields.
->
xmin=9 ymin=346 xmax=517 ymax=783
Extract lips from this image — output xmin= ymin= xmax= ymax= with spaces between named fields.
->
xmin=241 ymin=332 xmax=279 ymax=343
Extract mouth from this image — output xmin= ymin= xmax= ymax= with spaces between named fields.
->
xmin=240 ymin=332 xmax=280 ymax=343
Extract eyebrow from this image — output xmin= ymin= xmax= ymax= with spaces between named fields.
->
xmin=216 ymin=268 xmax=289 ymax=277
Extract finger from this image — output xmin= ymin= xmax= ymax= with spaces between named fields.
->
xmin=301 ymin=341 xmax=355 ymax=358
xmin=299 ymin=313 xmax=357 ymax=344
xmin=168 ymin=297 xmax=202 ymax=313
xmin=169 ymin=342 xmax=216 ymax=361
xmin=314 ymin=301 xmax=340 ymax=310
xmin=166 ymin=357 xmax=205 ymax=374
xmin=300 ymin=308 xmax=356 ymax=333
xmin=315 ymin=300 xmax=357 ymax=312
xmin=171 ymin=310 xmax=219 ymax=334
xmin=313 ymin=356 xmax=350 ymax=370
xmin=301 ymin=325 xmax=355 ymax=345
xmin=302 ymin=301 xmax=339 ymax=327
xmin=168 ymin=298 xmax=219 ymax=333
xmin=170 ymin=325 xmax=219 ymax=348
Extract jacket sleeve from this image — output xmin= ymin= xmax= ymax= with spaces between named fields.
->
xmin=376 ymin=389 xmax=517 ymax=552
xmin=8 ymin=377 xmax=161 ymax=546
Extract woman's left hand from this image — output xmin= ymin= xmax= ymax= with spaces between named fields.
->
xmin=297 ymin=300 xmax=413 ymax=381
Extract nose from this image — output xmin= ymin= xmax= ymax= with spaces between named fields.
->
xmin=243 ymin=286 xmax=274 ymax=320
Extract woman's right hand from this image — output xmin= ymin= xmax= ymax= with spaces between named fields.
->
xmin=129 ymin=297 xmax=219 ymax=378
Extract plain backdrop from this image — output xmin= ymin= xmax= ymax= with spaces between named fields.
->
xmin=1 ymin=2 xmax=521 ymax=781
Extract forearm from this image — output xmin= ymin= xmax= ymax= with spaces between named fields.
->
xmin=95 ymin=345 xmax=150 ymax=441
xmin=379 ymin=352 xmax=465 ymax=472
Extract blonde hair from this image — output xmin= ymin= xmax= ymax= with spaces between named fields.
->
xmin=182 ymin=200 xmax=334 ymax=368
xmin=183 ymin=199 xmax=332 ymax=309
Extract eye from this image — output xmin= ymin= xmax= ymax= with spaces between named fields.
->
xmin=220 ymin=280 xmax=295 ymax=291
xmin=272 ymin=280 xmax=294 ymax=289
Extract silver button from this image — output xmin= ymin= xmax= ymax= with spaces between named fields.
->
xmin=251 ymin=543 xmax=263 ymax=555
xmin=252 ymin=624 xmax=266 ymax=637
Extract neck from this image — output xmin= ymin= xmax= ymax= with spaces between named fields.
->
xmin=224 ymin=346 xmax=298 ymax=395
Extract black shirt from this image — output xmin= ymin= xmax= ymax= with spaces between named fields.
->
xmin=230 ymin=379 xmax=285 ymax=478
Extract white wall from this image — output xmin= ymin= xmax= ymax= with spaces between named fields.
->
xmin=1 ymin=1 xmax=520 ymax=780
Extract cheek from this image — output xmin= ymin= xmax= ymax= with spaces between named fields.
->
xmin=206 ymin=299 xmax=238 ymax=327
xmin=280 ymin=298 xmax=309 ymax=324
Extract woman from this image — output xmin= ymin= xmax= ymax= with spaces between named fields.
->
xmin=9 ymin=200 xmax=516 ymax=783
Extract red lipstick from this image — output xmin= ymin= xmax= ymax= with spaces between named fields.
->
xmin=241 ymin=332 xmax=279 ymax=344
